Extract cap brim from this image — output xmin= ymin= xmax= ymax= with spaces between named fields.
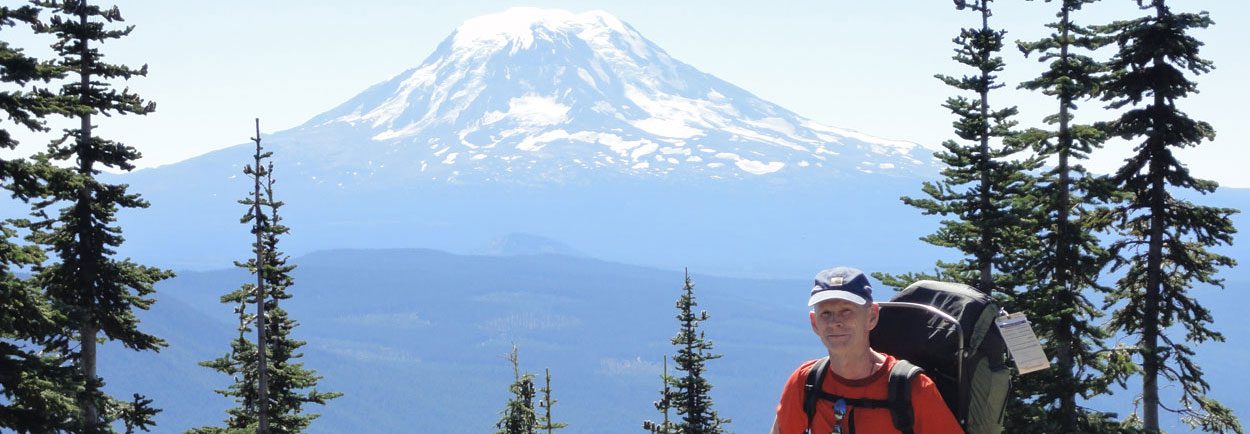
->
xmin=808 ymin=289 xmax=868 ymax=306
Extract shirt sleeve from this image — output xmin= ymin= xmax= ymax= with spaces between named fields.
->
xmin=774 ymin=363 xmax=811 ymax=434
xmin=911 ymin=373 xmax=965 ymax=434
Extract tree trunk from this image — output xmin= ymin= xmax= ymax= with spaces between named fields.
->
xmin=76 ymin=6 xmax=99 ymax=430
xmin=253 ymin=119 xmax=271 ymax=434
xmin=1056 ymin=6 xmax=1078 ymax=432
xmin=977 ymin=4 xmax=994 ymax=294
xmin=1141 ymin=4 xmax=1167 ymax=431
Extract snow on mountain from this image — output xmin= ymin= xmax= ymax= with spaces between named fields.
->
xmin=274 ymin=7 xmax=936 ymax=185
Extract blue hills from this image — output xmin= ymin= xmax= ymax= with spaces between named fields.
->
xmin=106 ymin=248 xmax=814 ymax=433
xmin=100 ymin=246 xmax=1248 ymax=434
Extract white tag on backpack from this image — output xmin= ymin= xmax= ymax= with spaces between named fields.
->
xmin=995 ymin=312 xmax=1050 ymax=375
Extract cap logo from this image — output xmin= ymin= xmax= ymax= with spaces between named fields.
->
xmin=829 ymin=276 xmax=844 ymax=286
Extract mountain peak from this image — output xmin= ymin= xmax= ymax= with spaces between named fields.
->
xmin=278 ymin=8 xmax=936 ymax=186
xmin=452 ymin=8 xmax=632 ymax=52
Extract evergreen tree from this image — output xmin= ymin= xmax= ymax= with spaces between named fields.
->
xmin=536 ymin=368 xmax=567 ymax=434
xmin=191 ymin=121 xmax=339 ymax=434
xmin=656 ymin=269 xmax=730 ymax=434
xmin=1007 ymin=1 xmax=1138 ymax=432
xmin=496 ymin=345 xmax=538 ymax=434
xmin=27 ymin=1 xmax=172 ymax=431
xmin=642 ymin=356 xmax=677 ymax=434
xmin=0 ymin=4 xmax=80 ymax=432
xmin=1098 ymin=1 xmax=1240 ymax=432
xmin=894 ymin=0 xmax=1039 ymax=293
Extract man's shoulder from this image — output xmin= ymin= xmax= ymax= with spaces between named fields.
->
xmin=873 ymin=355 xmax=945 ymax=397
xmin=786 ymin=358 xmax=823 ymax=379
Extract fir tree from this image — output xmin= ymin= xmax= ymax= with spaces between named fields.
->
xmin=642 ymin=356 xmax=677 ymax=434
xmin=1007 ymin=1 xmax=1138 ymax=432
xmin=894 ymin=0 xmax=1039 ymax=293
xmin=656 ymin=269 xmax=730 ymax=434
xmin=191 ymin=121 xmax=339 ymax=434
xmin=496 ymin=345 xmax=538 ymax=434
xmin=27 ymin=1 xmax=172 ymax=431
xmin=1098 ymin=1 xmax=1240 ymax=432
xmin=0 ymin=4 xmax=81 ymax=432
xmin=536 ymin=368 xmax=567 ymax=434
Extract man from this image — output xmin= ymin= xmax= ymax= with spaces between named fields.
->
xmin=770 ymin=267 xmax=962 ymax=434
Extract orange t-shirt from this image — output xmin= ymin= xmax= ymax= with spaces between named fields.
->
xmin=773 ymin=355 xmax=964 ymax=434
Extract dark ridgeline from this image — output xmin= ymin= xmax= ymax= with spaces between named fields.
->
xmin=1099 ymin=1 xmax=1241 ymax=432
xmin=188 ymin=121 xmax=339 ymax=434
xmin=643 ymin=270 xmax=730 ymax=434
xmin=26 ymin=0 xmax=172 ymax=432
xmin=1007 ymin=0 xmax=1132 ymax=433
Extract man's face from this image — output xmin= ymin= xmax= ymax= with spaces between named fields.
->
xmin=809 ymin=298 xmax=879 ymax=356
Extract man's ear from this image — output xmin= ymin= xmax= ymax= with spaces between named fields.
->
xmin=809 ymin=310 xmax=818 ymax=333
xmin=867 ymin=303 xmax=880 ymax=330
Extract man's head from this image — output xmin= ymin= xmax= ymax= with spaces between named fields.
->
xmin=807 ymin=267 xmax=879 ymax=357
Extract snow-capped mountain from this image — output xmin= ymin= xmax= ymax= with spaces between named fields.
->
xmin=266 ymin=7 xmax=935 ymax=185
xmin=113 ymin=7 xmax=951 ymax=276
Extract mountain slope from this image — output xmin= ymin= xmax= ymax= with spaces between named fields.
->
xmin=146 ymin=7 xmax=936 ymax=189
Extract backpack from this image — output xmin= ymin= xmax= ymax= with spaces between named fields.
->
xmin=803 ymin=280 xmax=1013 ymax=434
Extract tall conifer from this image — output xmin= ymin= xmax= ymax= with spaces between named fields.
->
xmin=652 ymin=270 xmax=730 ymax=434
xmin=897 ymin=0 xmax=1039 ymax=293
xmin=28 ymin=1 xmax=172 ymax=431
xmin=0 ymin=4 xmax=80 ymax=432
xmin=191 ymin=122 xmax=339 ymax=434
xmin=1099 ymin=1 xmax=1240 ymax=432
xmin=1009 ymin=1 xmax=1136 ymax=432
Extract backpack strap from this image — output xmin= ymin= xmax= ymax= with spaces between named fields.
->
xmin=886 ymin=359 xmax=924 ymax=434
xmin=802 ymin=357 xmax=831 ymax=433
xmin=803 ymin=357 xmax=899 ymax=433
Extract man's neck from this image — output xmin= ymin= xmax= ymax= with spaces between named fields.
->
xmin=826 ymin=348 xmax=886 ymax=380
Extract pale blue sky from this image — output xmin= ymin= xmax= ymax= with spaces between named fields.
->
xmin=8 ymin=0 xmax=1248 ymax=187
